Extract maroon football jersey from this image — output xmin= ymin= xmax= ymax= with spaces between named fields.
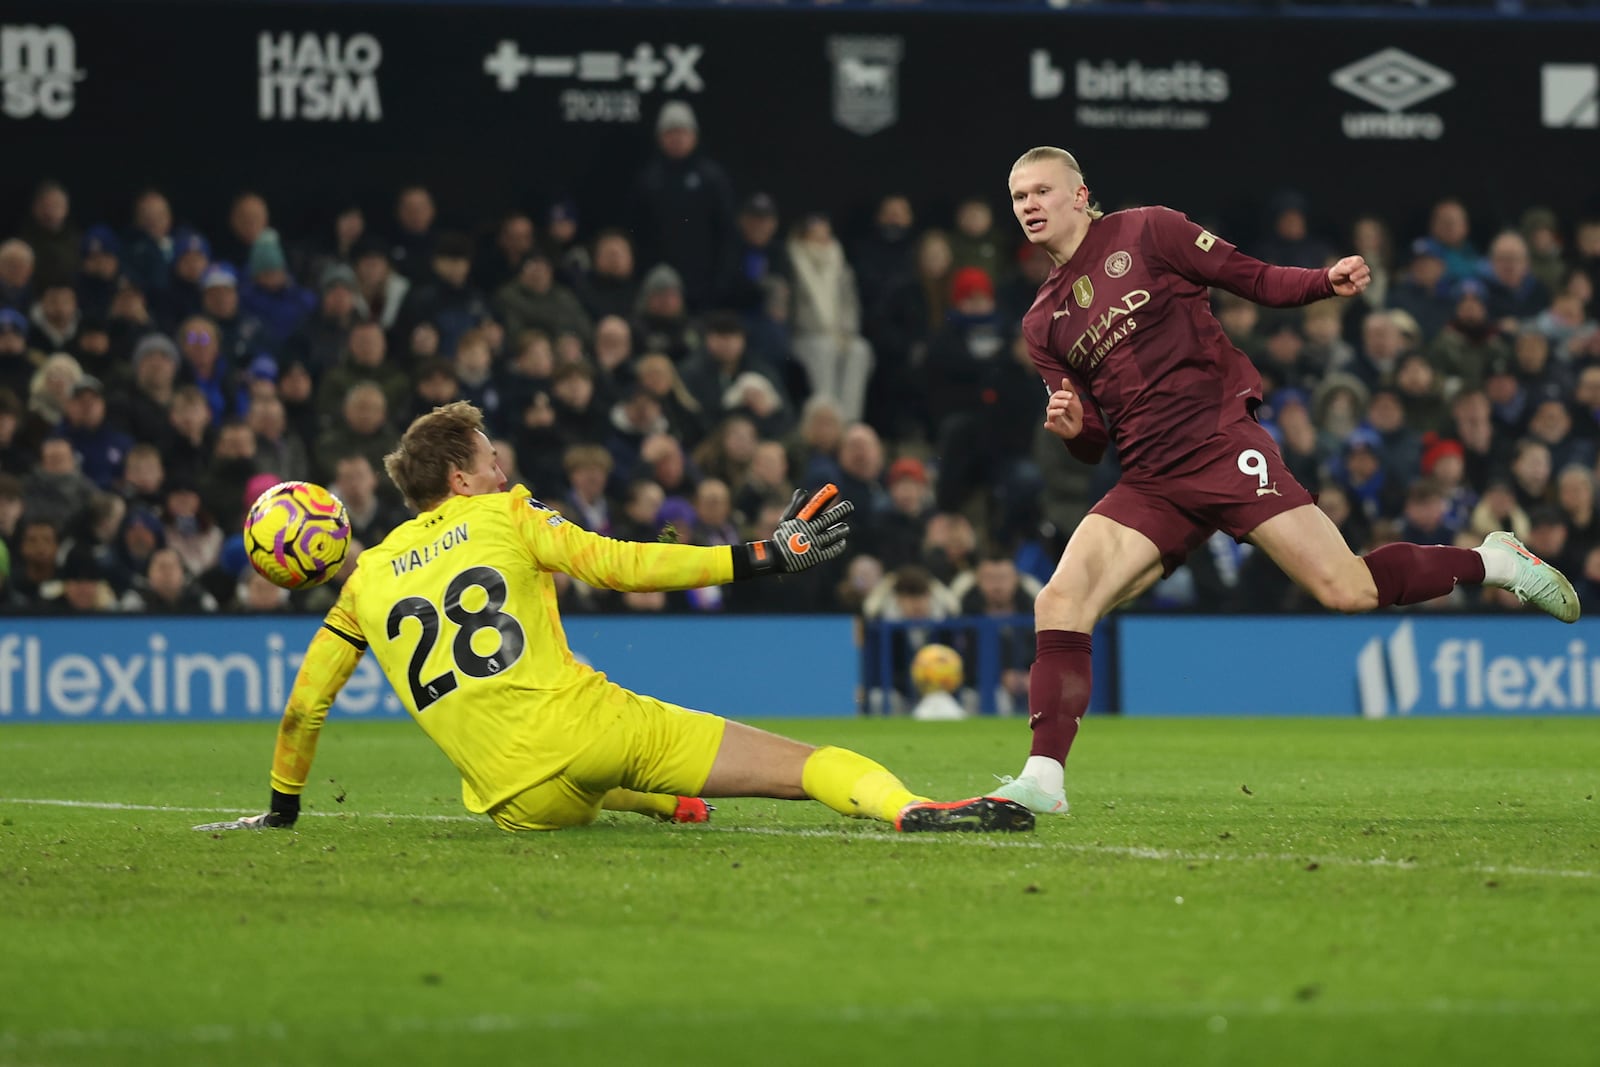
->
xmin=1022 ymin=206 xmax=1333 ymax=477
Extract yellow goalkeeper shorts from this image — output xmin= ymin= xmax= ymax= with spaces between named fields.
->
xmin=487 ymin=688 xmax=727 ymax=832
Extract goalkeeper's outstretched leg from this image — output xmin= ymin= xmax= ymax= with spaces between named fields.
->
xmin=699 ymin=722 xmax=1033 ymax=833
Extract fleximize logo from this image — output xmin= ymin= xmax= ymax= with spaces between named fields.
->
xmin=1356 ymin=620 xmax=1599 ymax=717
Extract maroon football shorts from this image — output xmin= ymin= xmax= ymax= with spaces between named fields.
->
xmin=1089 ymin=418 xmax=1314 ymax=576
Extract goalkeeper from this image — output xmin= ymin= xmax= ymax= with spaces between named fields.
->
xmin=200 ymin=401 xmax=1030 ymax=835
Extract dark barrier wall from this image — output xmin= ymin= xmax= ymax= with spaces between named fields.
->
xmin=4 ymin=4 xmax=1598 ymax=240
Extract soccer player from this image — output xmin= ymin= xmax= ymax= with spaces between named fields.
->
xmin=199 ymin=402 xmax=1031 ymax=835
xmin=992 ymin=147 xmax=1580 ymax=816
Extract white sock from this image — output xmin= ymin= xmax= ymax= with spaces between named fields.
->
xmin=1474 ymin=545 xmax=1516 ymax=588
xmin=1021 ymin=755 xmax=1065 ymax=795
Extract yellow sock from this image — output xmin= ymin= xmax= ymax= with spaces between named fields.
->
xmin=801 ymin=746 xmax=929 ymax=823
xmin=602 ymin=788 xmax=679 ymax=820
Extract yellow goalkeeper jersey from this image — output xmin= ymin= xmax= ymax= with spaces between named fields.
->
xmin=269 ymin=485 xmax=734 ymax=812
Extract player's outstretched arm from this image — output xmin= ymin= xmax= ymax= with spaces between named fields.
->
xmin=518 ymin=486 xmax=852 ymax=592
xmin=732 ymin=484 xmax=854 ymax=578
xmin=1149 ymin=207 xmax=1336 ymax=308
xmin=193 ymin=623 xmax=367 ymax=833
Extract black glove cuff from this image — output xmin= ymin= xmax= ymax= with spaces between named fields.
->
xmin=268 ymin=789 xmax=301 ymax=825
xmin=731 ymin=541 xmax=779 ymax=581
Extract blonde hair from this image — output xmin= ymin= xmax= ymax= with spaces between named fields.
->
xmin=636 ymin=352 xmax=701 ymax=413
xmin=384 ymin=400 xmax=486 ymax=511
xmin=562 ymin=443 xmax=614 ymax=476
xmin=29 ymin=352 xmax=83 ymax=419
xmin=1010 ymin=146 xmax=1104 ymax=220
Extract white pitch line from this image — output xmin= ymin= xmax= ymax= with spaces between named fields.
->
xmin=3 ymin=797 xmax=1596 ymax=880
xmin=0 ymin=797 xmax=479 ymax=822
xmin=2 ymin=996 xmax=1595 ymax=1053
xmin=707 ymin=826 xmax=1600 ymax=878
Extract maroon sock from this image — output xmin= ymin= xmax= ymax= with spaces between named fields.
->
xmin=1363 ymin=543 xmax=1487 ymax=606
xmin=1028 ymin=630 xmax=1093 ymax=762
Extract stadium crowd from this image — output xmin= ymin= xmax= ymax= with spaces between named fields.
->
xmin=3 ymin=100 xmax=1600 ymax=628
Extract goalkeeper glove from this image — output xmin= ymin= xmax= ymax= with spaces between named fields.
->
xmin=733 ymin=484 xmax=853 ymax=577
xmin=192 ymin=789 xmax=300 ymax=832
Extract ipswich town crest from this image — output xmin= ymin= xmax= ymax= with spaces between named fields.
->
xmin=827 ymin=36 xmax=903 ymax=136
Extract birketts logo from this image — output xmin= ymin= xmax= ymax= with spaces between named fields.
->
xmin=828 ymin=36 xmax=902 ymax=136
xmin=1330 ymin=48 xmax=1453 ymax=141
xmin=258 ymin=32 xmax=383 ymax=122
xmin=1357 ymin=620 xmax=1600 ymax=717
xmin=1 ymin=24 xmax=84 ymax=120
xmin=1031 ymin=53 xmax=1227 ymax=130
xmin=1542 ymin=63 xmax=1598 ymax=129
xmin=482 ymin=39 xmax=704 ymax=124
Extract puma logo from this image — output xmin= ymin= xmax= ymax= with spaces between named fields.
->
xmin=1256 ymin=482 xmax=1282 ymax=497
xmin=1052 ymin=304 xmax=1071 ymax=320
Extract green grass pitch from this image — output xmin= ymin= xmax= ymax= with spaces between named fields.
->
xmin=2 ymin=716 xmax=1598 ymax=1067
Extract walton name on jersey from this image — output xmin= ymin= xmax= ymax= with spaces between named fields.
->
xmin=390 ymin=521 xmax=471 ymax=577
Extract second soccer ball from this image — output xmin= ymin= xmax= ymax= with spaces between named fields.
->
xmin=911 ymin=643 xmax=964 ymax=694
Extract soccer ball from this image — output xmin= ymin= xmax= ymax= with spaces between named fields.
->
xmin=243 ymin=480 xmax=352 ymax=589
xmin=911 ymin=643 xmax=963 ymax=694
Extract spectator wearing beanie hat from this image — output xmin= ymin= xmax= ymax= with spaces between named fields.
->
xmin=726 ymin=192 xmax=794 ymax=316
xmin=0 ymin=307 xmax=40 ymax=401
xmin=873 ymin=456 xmax=934 ymax=572
xmin=1419 ymin=432 xmax=1475 ymax=533
xmin=630 ymin=98 xmax=738 ymax=312
xmin=153 ymin=227 xmax=212 ymax=329
xmin=76 ymin=225 xmax=123 ymax=321
xmin=198 ymin=263 xmax=268 ymax=369
xmin=925 ymin=266 xmax=1003 ymax=434
xmin=61 ymin=374 xmax=133 ymax=491
xmin=948 ymin=266 xmax=995 ymax=308
xmin=632 ymin=263 xmax=694 ymax=363
xmin=51 ymin=543 xmax=118 ymax=613
xmin=1420 ymin=433 xmax=1465 ymax=480
xmin=282 ymin=263 xmax=369 ymax=375
xmin=241 ymin=230 xmax=315 ymax=343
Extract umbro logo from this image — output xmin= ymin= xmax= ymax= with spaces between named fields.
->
xmin=1331 ymin=48 xmax=1454 ymax=113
